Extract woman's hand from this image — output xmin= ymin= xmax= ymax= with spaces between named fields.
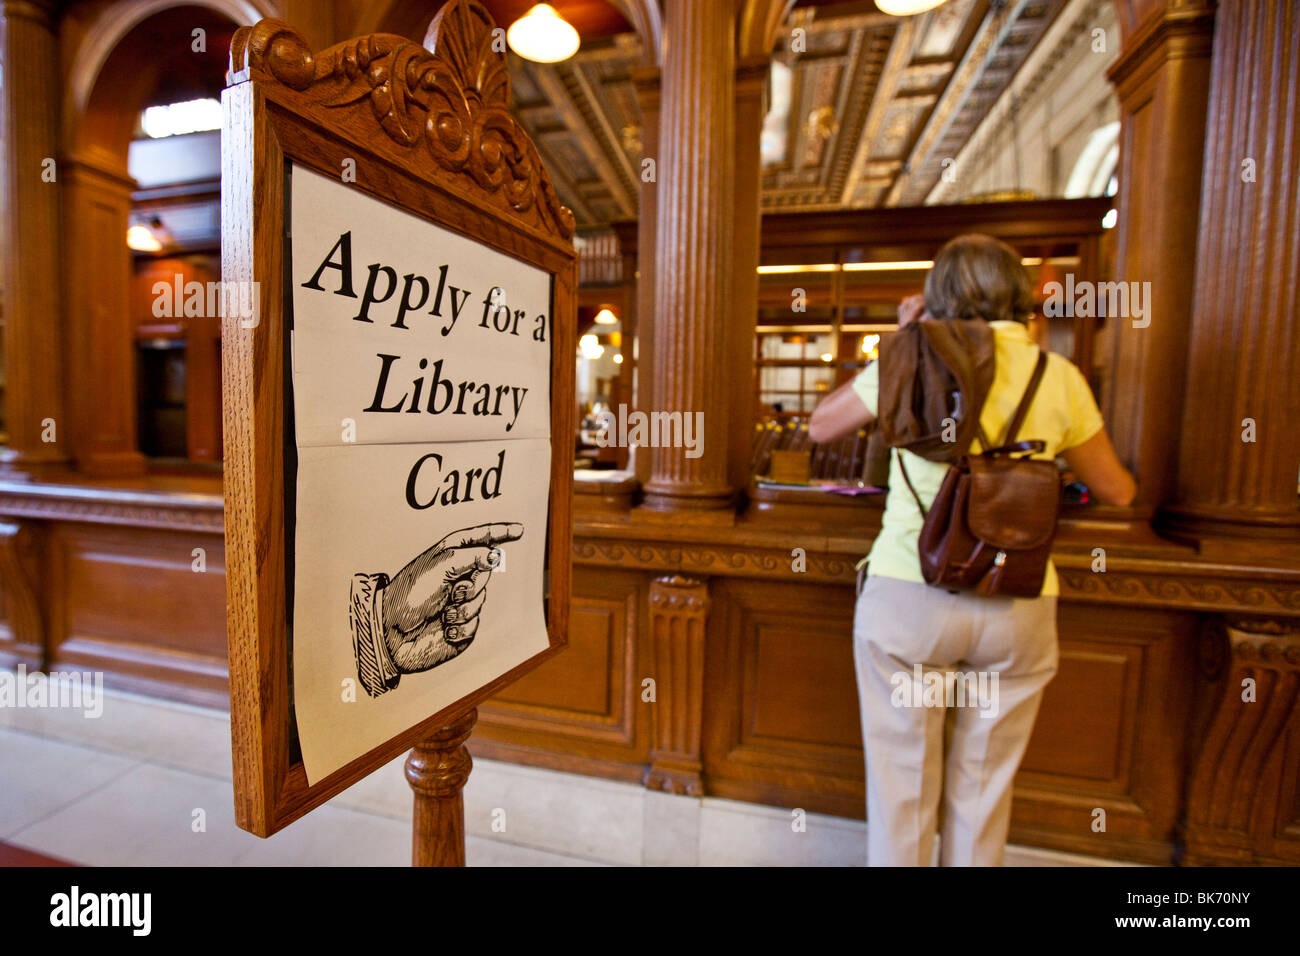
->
xmin=897 ymin=293 xmax=928 ymax=328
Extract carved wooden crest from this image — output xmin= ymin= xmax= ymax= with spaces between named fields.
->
xmin=228 ymin=0 xmax=576 ymax=242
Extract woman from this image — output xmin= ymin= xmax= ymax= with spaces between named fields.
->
xmin=808 ymin=234 xmax=1136 ymax=866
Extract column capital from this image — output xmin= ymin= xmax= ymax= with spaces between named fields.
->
xmin=0 ymin=0 xmax=59 ymax=29
xmin=1108 ymin=4 xmax=1214 ymax=98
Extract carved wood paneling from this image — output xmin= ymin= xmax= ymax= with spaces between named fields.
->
xmin=478 ymin=566 xmax=644 ymax=758
xmin=61 ymin=160 xmax=146 ymax=478
xmin=1012 ymin=602 xmax=1197 ymax=863
xmin=0 ymin=519 xmax=45 ymax=664
xmin=44 ymin=523 xmax=229 ymax=706
xmin=1185 ymin=619 xmax=1300 ymax=865
xmin=703 ymin=576 xmax=865 ymax=818
xmin=229 ymin=11 xmax=575 ymax=244
xmin=645 ymin=573 xmax=709 ymax=795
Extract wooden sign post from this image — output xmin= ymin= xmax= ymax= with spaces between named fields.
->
xmin=220 ymin=0 xmax=575 ymax=865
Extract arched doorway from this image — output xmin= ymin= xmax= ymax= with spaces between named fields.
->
xmin=60 ymin=0 xmax=275 ymax=475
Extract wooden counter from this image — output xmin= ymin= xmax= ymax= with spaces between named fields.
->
xmin=2 ymin=472 xmax=1297 ymax=864
xmin=0 ymin=472 xmax=227 ymax=707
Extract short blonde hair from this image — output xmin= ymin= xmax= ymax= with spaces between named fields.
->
xmin=923 ymin=233 xmax=1034 ymax=325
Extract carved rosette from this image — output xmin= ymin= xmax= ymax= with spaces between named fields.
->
xmin=227 ymin=1 xmax=574 ymax=242
xmin=646 ymin=575 xmax=710 ymax=796
xmin=1184 ymin=619 xmax=1300 ymax=865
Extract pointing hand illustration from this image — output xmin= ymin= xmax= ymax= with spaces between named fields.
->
xmin=351 ymin=522 xmax=523 ymax=697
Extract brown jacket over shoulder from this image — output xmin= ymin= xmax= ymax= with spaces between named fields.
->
xmin=874 ymin=317 xmax=996 ymax=463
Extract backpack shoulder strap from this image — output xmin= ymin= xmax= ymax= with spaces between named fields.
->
xmin=1000 ymin=350 xmax=1048 ymax=446
xmin=895 ymin=448 xmax=928 ymax=518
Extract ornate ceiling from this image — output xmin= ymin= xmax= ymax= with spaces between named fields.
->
xmin=504 ymin=0 xmax=1068 ymax=230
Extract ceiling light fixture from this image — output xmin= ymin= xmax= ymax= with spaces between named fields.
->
xmin=127 ymin=215 xmax=173 ymax=253
xmin=842 ymin=260 xmax=934 ymax=272
xmin=507 ymin=4 xmax=580 ymax=63
xmin=127 ymin=225 xmax=162 ymax=252
xmin=593 ymin=307 xmax=618 ymax=325
xmin=875 ymin=0 xmax=948 ymax=17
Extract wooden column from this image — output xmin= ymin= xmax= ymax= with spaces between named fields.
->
xmin=610 ymin=220 xmax=639 ymax=471
xmin=631 ymin=68 xmax=659 ymax=488
xmin=645 ymin=574 xmax=709 ymax=795
xmin=61 ymin=158 xmax=146 ymax=477
xmin=728 ymin=57 xmax=770 ymax=495
xmin=405 ymin=708 xmax=476 ymax=867
xmin=641 ymin=0 xmax=736 ymax=513
xmin=1102 ymin=2 xmax=1215 ymax=510
xmin=1184 ymin=619 xmax=1300 ymax=865
xmin=1164 ymin=0 xmax=1300 ymax=546
xmin=0 ymin=0 xmax=67 ymax=476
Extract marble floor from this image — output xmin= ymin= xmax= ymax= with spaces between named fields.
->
xmin=0 ymin=675 xmax=1130 ymax=866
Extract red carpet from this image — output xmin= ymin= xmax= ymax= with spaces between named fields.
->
xmin=0 ymin=842 xmax=75 ymax=866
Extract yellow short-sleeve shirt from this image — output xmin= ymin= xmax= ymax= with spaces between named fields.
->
xmin=851 ymin=320 xmax=1105 ymax=597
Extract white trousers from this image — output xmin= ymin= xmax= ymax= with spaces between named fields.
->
xmin=853 ymin=574 xmax=1058 ymax=866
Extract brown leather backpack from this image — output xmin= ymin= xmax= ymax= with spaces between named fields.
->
xmin=896 ymin=351 xmax=1061 ymax=598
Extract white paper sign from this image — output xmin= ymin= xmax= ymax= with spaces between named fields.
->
xmin=288 ymin=166 xmax=553 ymax=784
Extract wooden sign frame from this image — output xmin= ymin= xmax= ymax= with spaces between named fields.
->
xmin=221 ymin=1 xmax=575 ymax=837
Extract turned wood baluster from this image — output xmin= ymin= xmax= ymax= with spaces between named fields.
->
xmin=405 ymin=708 xmax=477 ymax=867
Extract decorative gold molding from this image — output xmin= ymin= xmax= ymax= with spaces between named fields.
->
xmin=0 ymin=492 xmax=224 ymax=534
xmin=228 ymin=3 xmax=576 ymax=242
xmin=576 ymin=534 xmax=1300 ymax=616
xmin=1057 ymin=566 xmax=1300 ymax=616
xmin=574 ymin=537 xmax=858 ymax=583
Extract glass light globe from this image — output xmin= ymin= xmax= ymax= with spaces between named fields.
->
xmin=876 ymin=0 xmax=947 ymax=16
xmin=507 ymin=4 xmax=580 ymax=63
